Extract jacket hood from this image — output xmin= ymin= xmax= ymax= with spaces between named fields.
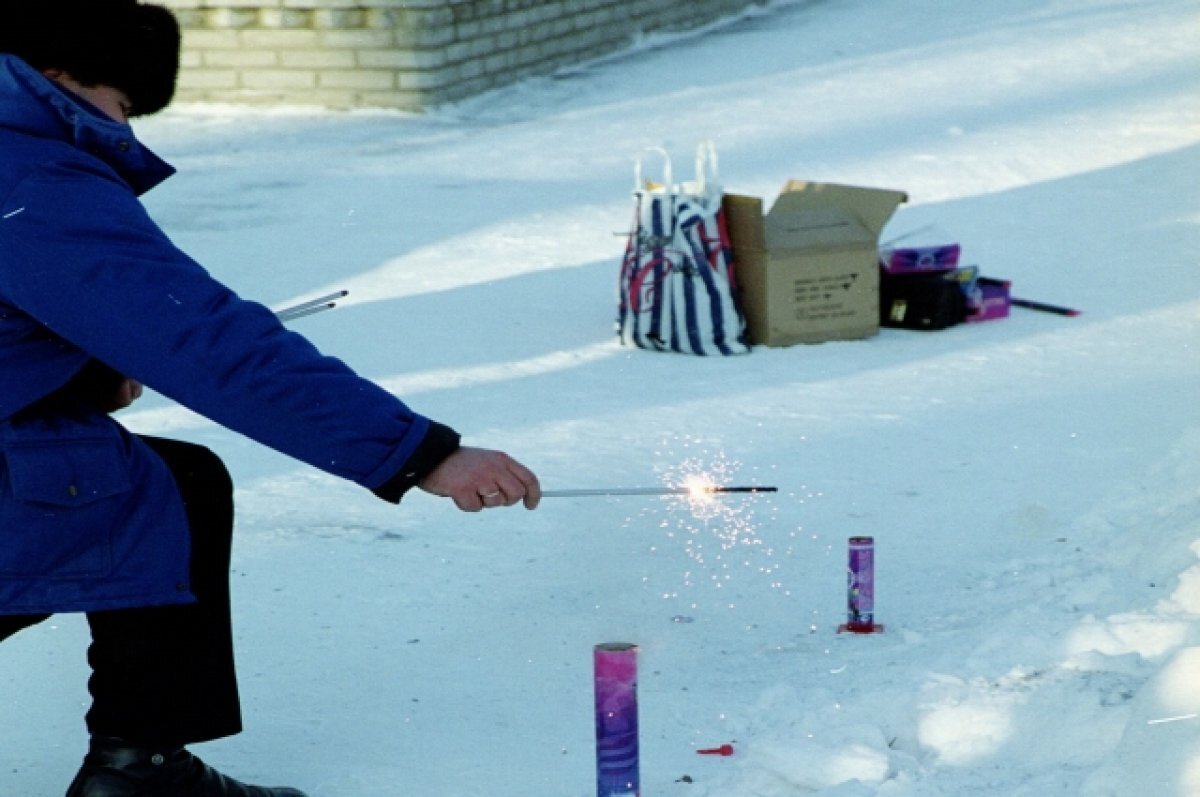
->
xmin=0 ymin=54 xmax=174 ymax=195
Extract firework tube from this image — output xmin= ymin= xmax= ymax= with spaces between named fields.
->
xmin=844 ymin=536 xmax=878 ymax=633
xmin=594 ymin=643 xmax=640 ymax=797
xmin=543 ymin=486 xmax=777 ymax=498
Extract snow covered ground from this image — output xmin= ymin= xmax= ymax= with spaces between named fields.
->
xmin=3 ymin=0 xmax=1198 ymax=794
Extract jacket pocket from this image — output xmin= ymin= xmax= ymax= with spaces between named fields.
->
xmin=0 ymin=438 xmax=133 ymax=578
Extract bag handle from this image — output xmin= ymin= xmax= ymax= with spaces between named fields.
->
xmin=676 ymin=141 xmax=721 ymax=202
xmin=633 ymin=142 xmax=720 ymax=198
xmin=633 ymin=147 xmax=672 ymax=194
xmin=694 ymin=140 xmax=720 ymax=196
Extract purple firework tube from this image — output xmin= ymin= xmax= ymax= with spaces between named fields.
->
xmin=847 ymin=536 xmax=875 ymax=632
xmin=594 ymin=642 xmax=640 ymax=797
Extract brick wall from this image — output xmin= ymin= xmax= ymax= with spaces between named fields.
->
xmin=160 ymin=0 xmax=770 ymax=111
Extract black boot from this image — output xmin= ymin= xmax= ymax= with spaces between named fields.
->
xmin=66 ymin=737 xmax=308 ymax=797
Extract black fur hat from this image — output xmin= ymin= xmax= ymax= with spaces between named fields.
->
xmin=0 ymin=0 xmax=181 ymax=116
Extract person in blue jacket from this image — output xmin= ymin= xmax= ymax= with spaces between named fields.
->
xmin=0 ymin=2 xmax=542 ymax=795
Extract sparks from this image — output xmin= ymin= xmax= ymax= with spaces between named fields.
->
xmin=681 ymin=473 xmax=718 ymax=502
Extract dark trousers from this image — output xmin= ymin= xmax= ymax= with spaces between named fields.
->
xmin=0 ymin=436 xmax=243 ymax=748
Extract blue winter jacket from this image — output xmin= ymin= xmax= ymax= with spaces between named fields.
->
xmin=0 ymin=55 xmax=458 ymax=614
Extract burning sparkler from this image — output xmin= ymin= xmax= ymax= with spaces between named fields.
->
xmin=558 ymin=442 xmax=796 ymax=610
xmin=631 ymin=446 xmax=790 ymax=606
xmin=541 ymin=485 xmax=776 ymax=499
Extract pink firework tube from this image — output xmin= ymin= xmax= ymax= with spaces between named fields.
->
xmin=594 ymin=642 xmax=640 ymax=797
xmin=846 ymin=537 xmax=875 ymax=632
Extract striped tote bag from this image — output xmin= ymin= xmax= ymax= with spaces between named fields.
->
xmin=616 ymin=144 xmax=751 ymax=356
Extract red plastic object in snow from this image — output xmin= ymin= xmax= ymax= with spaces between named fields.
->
xmin=696 ymin=744 xmax=734 ymax=756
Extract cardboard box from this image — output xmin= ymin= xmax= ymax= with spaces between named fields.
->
xmin=726 ymin=181 xmax=907 ymax=346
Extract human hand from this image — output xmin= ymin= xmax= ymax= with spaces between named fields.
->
xmin=418 ymin=446 xmax=541 ymax=512
xmin=105 ymin=378 xmax=144 ymax=412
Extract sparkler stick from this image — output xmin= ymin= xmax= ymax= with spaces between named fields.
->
xmin=274 ymin=290 xmax=349 ymax=322
xmin=542 ymin=486 xmax=777 ymax=498
xmin=276 ymin=302 xmax=336 ymax=322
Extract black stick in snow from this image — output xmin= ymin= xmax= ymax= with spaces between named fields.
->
xmin=1010 ymin=297 xmax=1080 ymax=317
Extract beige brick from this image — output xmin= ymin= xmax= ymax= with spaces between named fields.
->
xmin=407 ymin=7 xmax=455 ymax=28
xmin=455 ymin=20 xmax=482 ymax=40
xmin=171 ymin=10 xmax=207 ymax=28
xmin=356 ymin=89 xmax=424 ymax=112
xmin=457 ymin=59 xmax=485 ymax=80
xmin=356 ymin=48 xmax=447 ymax=71
xmin=172 ymin=87 xmax=207 ymax=102
xmin=297 ymin=90 xmax=357 ymax=110
xmin=282 ymin=0 xmax=359 ymax=8
xmin=527 ymin=3 xmax=563 ymax=25
xmin=203 ymin=49 xmax=279 ymax=68
xmin=280 ymin=49 xmax=358 ymax=69
xmin=393 ymin=23 xmax=455 ymax=50
xmin=588 ymin=10 xmax=621 ymax=24
xmin=313 ymin=9 xmax=367 ymax=29
xmin=317 ymin=69 xmax=396 ymax=90
xmin=239 ymin=29 xmax=321 ymax=48
xmin=177 ymin=69 xmax=240 ymax=90
xmin=205 ymin=8 xmax=257 ymax=28
xmin=193 ymin=0 xmax=270 ymax=9
xmin=483 ymin=15 xmax=513 ymax=36
xmin=360 ymin=0 xmax=444 ymax=7
xmin=183 ymin=29 xmax=241 ymax=49
xmin=236 ymin=88 xmax=320 ymax=105
xmin=364 ymin=9 xmax=399 ymax=29
xmin=446 ymin=38 xmax=494 ymax=63
xmin=484 ymin=52 xmax=516 ymax=73
xmin=397 ymin=69 xmax=449 ymax=91
xmin=319 ymin=29 xmax=395 ymax=49
xmin=518 ymin=22 xmax=556 ymax=46
xmin=241 ymin=69 xmax=318 ymax=90
xmin=258 ymin=9 xmax=311 ymax=28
